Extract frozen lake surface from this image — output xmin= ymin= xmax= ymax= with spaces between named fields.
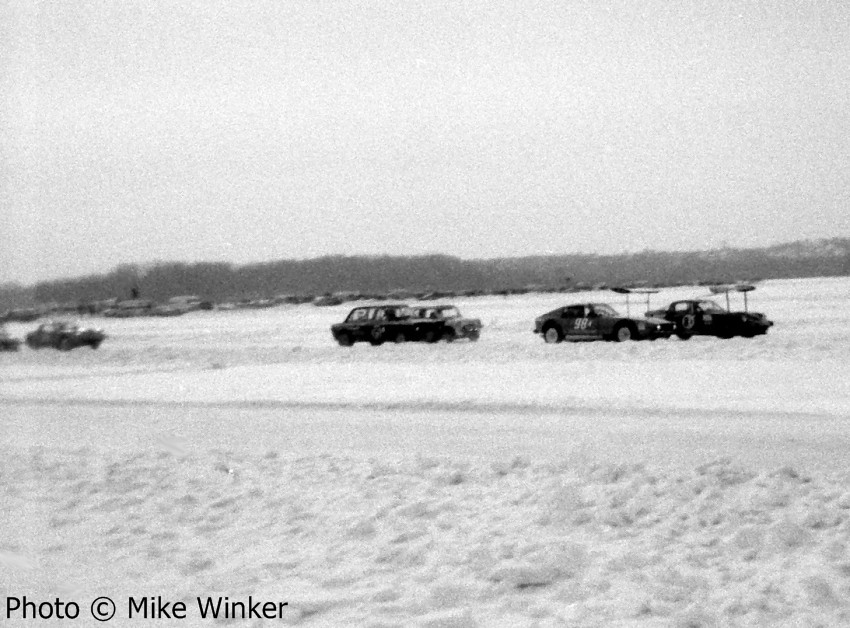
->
xmin=2 ymin=276 xmax=850 ymax=626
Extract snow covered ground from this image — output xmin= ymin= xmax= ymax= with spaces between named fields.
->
xmin=2 ymin=276 xmax=849 ymax=626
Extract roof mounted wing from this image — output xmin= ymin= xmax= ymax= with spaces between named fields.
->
xmin=708 ymin=284 xmax=758 ymax=311
xmin=610 ymin=286 xmax=659 ymax=316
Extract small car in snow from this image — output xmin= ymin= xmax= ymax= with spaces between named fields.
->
xmin=331 ymin=304 xmax=446 ymax=346
xmin=25 ymin=321 xmax=106 ymax=351
xmin=646 ymin=299 xmax=773 ymax=339
xmin=0 ymin=325 xmax=22 ymax=351
xmin=533 ymin=303 xmax=674 ymax=343
xmin=410 ymin=305 xmax=482 ymax=341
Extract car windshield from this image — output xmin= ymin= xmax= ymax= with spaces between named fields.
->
xmin=592 ymin=304 xmax=619 ymax=317
xmin=698 ymin=300 xmax=726 ymax=313
xmin=345 ymin=309 xmax=370 ymax=323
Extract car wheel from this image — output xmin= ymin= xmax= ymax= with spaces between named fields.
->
xmin=58 ymin=337 xmax=72 ymax=351
xmin=468 ymin=330 xmax=480 ymax=342
xmin=424 ymin=329 xmax=439 ymax=343
xmin=613 ymin=324 xmax=633 ymax=342
xmin=442 ymin=328 xmax=456 ymax=343
xmin=90 ymin=341 xmax=101 ymax=350
xmin=675 ymin=320 xmax=692 ymax=340
xmin=369 ymin=326 xmax=385 ymax=346
xmin=542 ymin=325 xmax=563 ymax=344
xmin=337 ymin=332 xmax=353 ymax=347
xmin=393 ymin=331 xmax=407 ymax=344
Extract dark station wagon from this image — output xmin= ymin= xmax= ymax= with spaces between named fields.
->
xmin=331 ymin=304 xmax=446 ymax=346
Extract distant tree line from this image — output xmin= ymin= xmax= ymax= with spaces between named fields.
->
xmin=2 ymin=238 xmax=849 ymax=310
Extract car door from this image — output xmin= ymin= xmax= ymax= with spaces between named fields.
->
xmin=564 ymin=305 xmax=593 ymax=338
xmin=676 ymin=302 xmax=699 ymax=334
xmin=346 ymin=307 xmax=372 ymax=341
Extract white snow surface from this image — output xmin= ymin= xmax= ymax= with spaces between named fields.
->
xmin=2 ymin=277 xmax=850 ymax=626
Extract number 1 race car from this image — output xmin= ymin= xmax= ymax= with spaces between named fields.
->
xmin=645 ymin=285 xmax=773 ymax=340
xmin=533 ymin=303 xmax=674 ymax=343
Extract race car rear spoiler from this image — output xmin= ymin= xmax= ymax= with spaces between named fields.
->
xmin=611 ymin=287 xmax=659 ymax=316
xmin=708 ymin=284 xmax=757 ymax=311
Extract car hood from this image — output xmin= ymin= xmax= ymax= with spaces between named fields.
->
xmin=447 ymin=317 xmax=481 ymax=326
xmin=636 ymin=316 xmax=672 ymax=326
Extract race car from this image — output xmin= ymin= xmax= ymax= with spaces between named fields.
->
xmin=25 ymin=321 xmax=106 ymax=351
xmin=410 ymin=305 xmax=482 ymax=341
xmin=646 ymin=285 xmax=773 ymax=339
xmin=533 ymin=303 xmax=674 ymax=343
xmin=331 ymin=304 xmax=446 ymax=346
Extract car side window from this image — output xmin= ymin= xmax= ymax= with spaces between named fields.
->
xmin=674 ymin=303 xmax=690 ymax=313
xmin=347 ymin=309 xmax=368 ymax=322
xmin=373 ymin=309 xmax=387 ymax=321
xmin=563 ymin=306 xmax=584 ymax=318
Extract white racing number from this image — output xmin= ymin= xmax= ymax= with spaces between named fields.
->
xmin=573 ymin=318 xmax=591 ymax=331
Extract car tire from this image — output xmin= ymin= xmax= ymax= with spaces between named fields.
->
xmin=58 ymin=337 xmax=72 ymax=351
xmin=369 ymin=326 xmax=385 ymax=346
xmin=542 ymin=325 xmax=563 ymax=344
xmin=90 ymin=341 xmax=101 ymax=350
xmin=675 ymin=320 xmax=692 ymax=340
xmin=613 ymin=323 xmax=634 ymax=342
xmin=424 ymin=329 xmax=439 ymax=343
xmin=337 ymin=332 xmax=353 ymax=347
xmin=468 ymin=330 xmax=480 ymax=342
xmin=442 ymin=328 xmax=456 ymax=343
xmin=393 ymin=331 xmax=407 ymax=344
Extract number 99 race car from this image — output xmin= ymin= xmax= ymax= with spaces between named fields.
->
xmin=533 ymin=303 xmax=674 ymax=343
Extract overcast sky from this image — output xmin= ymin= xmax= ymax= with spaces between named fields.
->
xmin=3 ymin=0 xmax=849 ymax=284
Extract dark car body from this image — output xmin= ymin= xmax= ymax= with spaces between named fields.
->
xmin=533 ymin=303 xmax=674 ymax=343
xmin=646 ymin=299 xmax=773 ymax=339
xmin=25 ymin=321 xmax=106 ymax=351
xmin=331 ymin=304 xmax=446 ymax=346
xmin=410 ymin=305 xmax=482 ymax=341
xmin=0 ymin=326 xmax=21 ymax=351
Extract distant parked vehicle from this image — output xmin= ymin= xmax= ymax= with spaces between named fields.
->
xmin=646 ymin=285 xmax=773 ymax=340
xmin=25 ymin=321 xmax=106 ymax=351
xmin=331 ymin=304 xmax=446 ymax=346
xmin=102 ymin=299 xmax=154 ymax=318
xmin=534 ymin=303 xmax=674 ymax=343
xmin=0 ymin=325 xmax=21 ymax=351
xmin=1 ymin=308 xmax=41 ymax=323
xmin=410 ymin=305 xmax=482 ymax=341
